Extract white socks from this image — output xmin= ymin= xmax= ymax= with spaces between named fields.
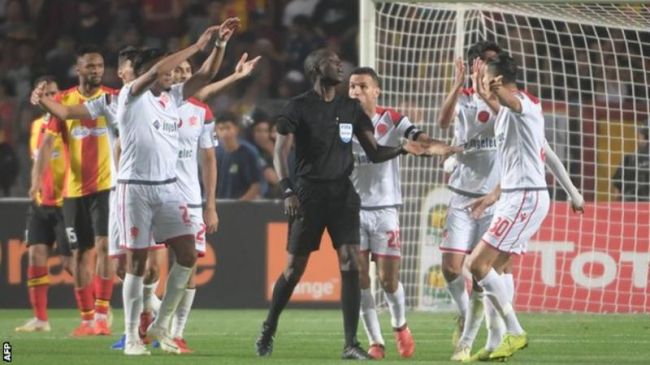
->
xmin=123 ymin=273 xmax=144 ymax=343
xmin=172 ymin=288 xmax=196 ymax=339
xmin=153 ymin=263 xmax=193 ymax=331
xmin=446 ymin=274 xmax=469 ymax=317
xmin=384 ymin=282 xmax=406 ymax=329
xmin=484 ymin=293 xmax=506 ymax=350
xmin=459 ymin=290 xmax=485 ymax=347
xmin=143 ymin=280 xmax=159 ymax=313
xmin=478 ymin=269 xmax=524 ymax=335
xmin=503 ymin=273 xmax=514 ymax=302
xmin=360 ymin=288 xmax=385 ymax=345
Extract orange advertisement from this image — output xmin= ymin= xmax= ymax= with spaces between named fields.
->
xmin=266 ymin=223 xmax=340 ymax=302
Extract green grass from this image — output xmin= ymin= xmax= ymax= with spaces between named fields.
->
xmin=1 ymin=309 xmax=649 ymax=364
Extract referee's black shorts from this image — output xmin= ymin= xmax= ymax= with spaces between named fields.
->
xmin=287 ymin=177 xmax=360 ymax=256
xmin=62 ymin=190 xmax=110 ymax=250
xmin=25 ymin=203 xmax=72 ymax=257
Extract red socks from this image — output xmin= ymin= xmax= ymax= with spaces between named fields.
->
xmin=93 ymin=275 xmax=114 ymax=317
xmin=27 ymin=266 xmax=49 ymax=321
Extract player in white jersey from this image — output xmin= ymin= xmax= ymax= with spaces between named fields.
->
xmin=441 ymin=46 xmax=585 ymax=361
xmin=115 ymin=18 xmax=239 ymax=356
xmin=349 ymin=67 xmax=460 ymax=360
xmin=162 ymin=54 xmax=260 ymax=353
xmin=463 ymin=52 xmax=548 ymax=361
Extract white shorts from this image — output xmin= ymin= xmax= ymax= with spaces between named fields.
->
xmin=481 ymin=189 xmax=550 ymax=255
xmin=108 ymin=189 xmax=124 ymax=257
xmin=116 ymin=182 xmax=194 ymax=251
xmin=441 ymin=192 xmax=494 ymax=254
xmin=188 ymin=206 xmax=207 ymax=257
xmin=359 ymin=207 xmax=401 ymax=259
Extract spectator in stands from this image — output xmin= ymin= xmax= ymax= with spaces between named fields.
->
xmin=247 ymin=109 xmax=280 ymax=198
xmin=612 ymin=124 xmax=650 ymax=201
xmin=215 ymin=112 xmax=263 ymax=200
xmin=283 ymin=15 xmax=324 ymax=72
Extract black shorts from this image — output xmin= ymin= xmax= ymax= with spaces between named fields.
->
xmin=62 ymin=190 xmax=110 ymax=250
xmin=287 ymin=178 xmax=360 ymax=255
xmin=25 ymin=203 xmax=72 ymax=257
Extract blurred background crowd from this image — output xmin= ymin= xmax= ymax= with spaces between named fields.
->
xmin=0 ymin=0 xmax=358 ymax=199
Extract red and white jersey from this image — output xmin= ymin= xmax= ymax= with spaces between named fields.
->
xmin=350 ymin=106 xmax=420 ymax=208
xmin=494 ymin=90 xmax=547 ymax=191
xmin=175 ymin=97 xmax=216 ymax=207
xmin=449 ymin=88 xmax=500 ymax=196
xmin=85 ymin=93 xmax=120 ymax=186
xmin=116 ymin=82 xmax=185 ymax=183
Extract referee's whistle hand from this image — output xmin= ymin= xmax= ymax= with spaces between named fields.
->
xmin=284 ymin=195 xmax=300 ymax=217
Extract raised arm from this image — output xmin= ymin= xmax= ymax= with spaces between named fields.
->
xmin=194 ymin=53 xmax=261 ymax=102
xmin=31 ymin=82 xmax=92 ymax=120
xmin=544 ymin=140 xmax=584 ymax=213
xmin=438 ymin=58 xmax=465 ymax=129
xmin=131 ymin=26 xmax=219 ymax=96
xmin=183 ymin=18 xmax=240 ymax=100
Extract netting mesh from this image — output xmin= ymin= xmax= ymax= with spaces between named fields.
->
xmin=367 ymin=1 xmax=650 ymax=313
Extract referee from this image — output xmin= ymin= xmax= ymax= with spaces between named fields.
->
xmin=255 ymin=49 xmax=448 ymax=359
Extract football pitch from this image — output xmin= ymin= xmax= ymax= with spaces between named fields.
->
xmin=1 ymin=309 xmax=648 ymax=364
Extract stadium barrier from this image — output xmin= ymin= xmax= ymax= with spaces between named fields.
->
xmin=1 ymin=199 xmax=648 ymax=312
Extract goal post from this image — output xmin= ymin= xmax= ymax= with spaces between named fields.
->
xmin=359 ymin=0 xmax=650 ymax=313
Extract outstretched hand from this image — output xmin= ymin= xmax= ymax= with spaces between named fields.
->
xmin=571 ymin=194 xmax=585 ymax=214
xmin=233 ymin=53 xmax=261 ymax=79
xmin=218 ymin=17 xmax=240 ymax=43
xmin=196 ymin=25 xmax=221 ymax=52
xmin=424 ymin=141 xmax=463 ymax=156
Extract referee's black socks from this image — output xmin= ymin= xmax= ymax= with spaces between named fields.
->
xmin=341 ymin=270 xmax=361 ymax=347
xmin=265 ymin=273 xmax=299 ymax=330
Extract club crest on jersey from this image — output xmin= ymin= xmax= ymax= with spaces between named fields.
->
xmin=339 ymin=122 xmax=353 ymax=143
xmin=477 ymin=111 xmax=490 ymax=123
xmin=189 ymin=116 xmax=198 ymax=126
xmin=376 ymin=122 xmax=389 ymax=138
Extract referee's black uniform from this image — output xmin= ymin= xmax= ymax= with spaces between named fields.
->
xmin=278 ymin=89 xmax=373 ymax=254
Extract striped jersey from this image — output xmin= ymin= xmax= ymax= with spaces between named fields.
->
xmin=84 ymin=92 xmax=119 ymax=186
xmin=176 ymin=97 xmax=216 ymax=207
xmin=495 ymin=90 xmax=547 ymax=191
xmin=449 ymin=88 xmax=500 ymax=196
xmin=30 ymin=115 xmax=66 ymax=206
xmin=46 ymin=86 xmax=118 ymax=197
xmin=350 ymin=106 xmax=421 ymax=208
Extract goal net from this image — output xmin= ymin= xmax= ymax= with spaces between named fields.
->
xmin=360 ymin=0 xmax=650 ymax=313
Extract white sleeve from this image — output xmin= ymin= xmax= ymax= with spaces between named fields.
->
xmin=169 ymin=82 xmax=186 ymax=107
xmin=199 ymin=122 xmax=216 ymax=149
xmin=544 ymin=140 xmax=583 ymax=205
xmin=84 ymin=95 xmax=107 ymax=120
xmin=395 ymin=116 xmax=422 ymax=140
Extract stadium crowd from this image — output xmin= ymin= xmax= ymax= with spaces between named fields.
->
xmin=0 ymin=0 xmax=358 ymax=199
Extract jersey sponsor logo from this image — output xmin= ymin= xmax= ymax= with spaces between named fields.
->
xmin=477 ymin=110 xmax=491 ymax=123
xmin=90 ymin=127 xmax=108 ymax=136
xmin=339 ymin=122 xmax=353 ymax=143
xmin=153 ymin=119 xmax=178 ymax=135
xmin=463 ymin=136 xmax=497 ymax=151
xmin=178 ymin=149 xmax=193 ymax=159
xmin=70 ymin=126 xmax=91 ymax=139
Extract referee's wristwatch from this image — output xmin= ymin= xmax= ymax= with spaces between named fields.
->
xmin=282 ymin=188 xmax=296 ymax=199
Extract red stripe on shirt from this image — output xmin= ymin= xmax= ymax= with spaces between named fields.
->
xmin=80 ymin=118 xmax=99 ymax=195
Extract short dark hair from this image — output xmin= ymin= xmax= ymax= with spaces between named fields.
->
xmin=486 ymin=52 xmax=518 ymax=84
xmin=350 ymin=67 xmax=381 ymax=88
xmin=216 ymin=112 xmax=240 ymax=127
xmin=133 ymin=48 xmax=166 ymax=76
xmin=303 ymin=48 xmax=333 ymax=84
xmin=34 ymin=75 xmax=57 ymax=87
xmin=467 ymin=41 xmax=502 ymax=63
xmin=117 ymin=46 xmax=140 ymax=67
xmin=76 ymin=44 xmax=102 ymax=59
